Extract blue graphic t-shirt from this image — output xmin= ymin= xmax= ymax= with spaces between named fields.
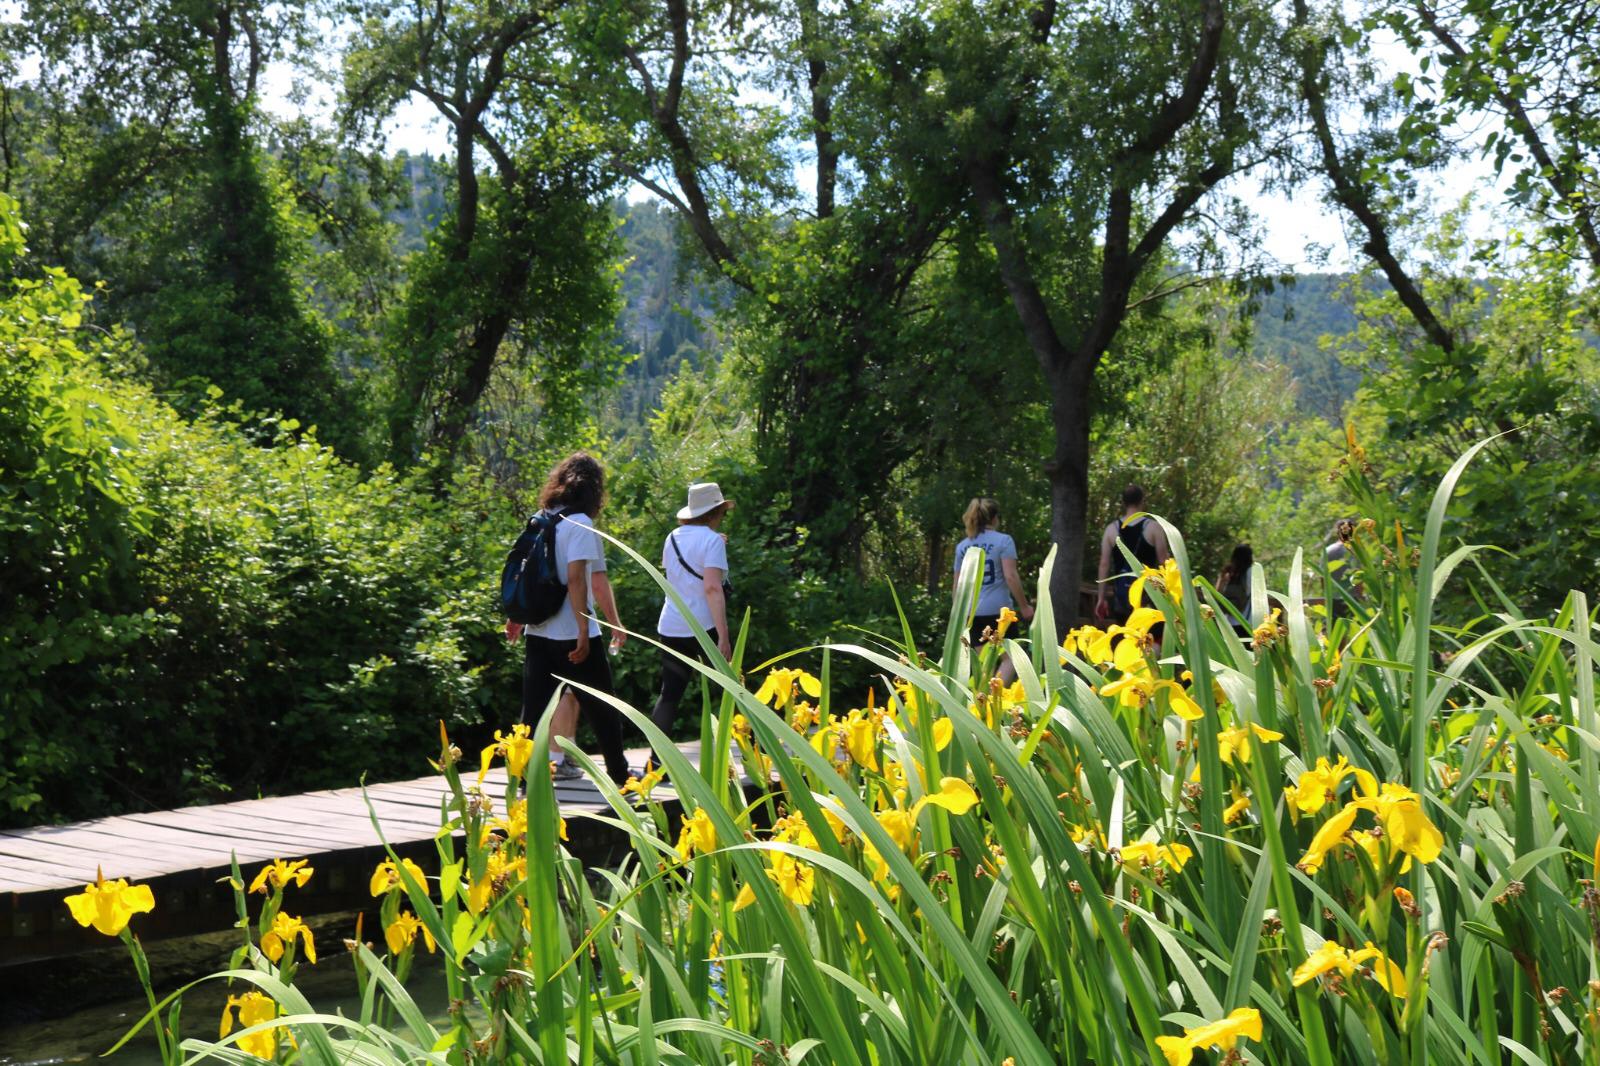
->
xmin=953 ymin=530 xmax=1018 ymax=616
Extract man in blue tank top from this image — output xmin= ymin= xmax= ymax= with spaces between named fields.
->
xmin=1095 ymin=484 xmax=1172 ymax=625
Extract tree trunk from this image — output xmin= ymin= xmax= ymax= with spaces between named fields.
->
xmin=429 ymin=212 xmax=537 ymax=458
xmin=1044 ymin=354 xmax=1094 ymax=627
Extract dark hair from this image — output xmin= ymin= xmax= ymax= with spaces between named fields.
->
xmin=1221 ymin=543 xmax=1253 ymax=586
xmin=539 ymin=452 xmax=605 ymax=516
xmin=1121 ymin=484 xmax=1145 ymax=508
xmin=680 ymin=502 xmax=731 ymax=527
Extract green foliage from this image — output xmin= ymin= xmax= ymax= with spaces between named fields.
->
xmin=4 ymin=0 xmax=369 ymax=457
xmin=1092 ymin=310 xmax=1297 ymax=578
xmin=0 ymin=201 xmax=517 ymax=824
xmin=1341 ymin=220 xmax=1600 ymax=613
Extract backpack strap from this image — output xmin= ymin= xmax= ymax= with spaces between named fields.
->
xmin=669 ymin=531 xmax=703 ymax=580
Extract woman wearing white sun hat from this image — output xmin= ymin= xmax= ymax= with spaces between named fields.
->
xmin=651 ymin=482 xmax=734 ymax=737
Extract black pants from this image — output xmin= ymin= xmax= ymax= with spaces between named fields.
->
xmin=651 ymin=630 xmax=716 ymax=737
xmin=521 ymin=636 xmax=629 ymax=782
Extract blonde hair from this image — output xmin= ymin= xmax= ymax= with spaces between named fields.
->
xmin=963 ymin=497 xmax=1001 ymax=539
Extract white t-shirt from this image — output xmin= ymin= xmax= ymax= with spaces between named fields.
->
xmin=657 ymin=525 xmax=729 ymax=638
xmin=525 ymin=512 xmax=603 ymax=641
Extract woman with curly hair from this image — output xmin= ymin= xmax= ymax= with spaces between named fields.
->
xmin=504 ymin=452 xmax=631 ymax=783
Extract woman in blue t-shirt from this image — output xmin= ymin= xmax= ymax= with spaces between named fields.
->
xmin=952 ymin=497 xmax=1034 ymax=680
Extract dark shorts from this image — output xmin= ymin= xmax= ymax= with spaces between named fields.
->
xmin=521 ymin=634 xmax=630 ymax=780
xmin=969 ymin=613 xmax=1000 ymax=651
xmin=521 ymin=634 xmax=615 ymax=725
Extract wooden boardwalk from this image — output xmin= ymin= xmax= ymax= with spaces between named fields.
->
xmin=0 ymin=745 xmax=693 ymax=964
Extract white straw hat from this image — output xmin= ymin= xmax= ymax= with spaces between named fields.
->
xmin=677 ymin=481 xmax=733 ymax=521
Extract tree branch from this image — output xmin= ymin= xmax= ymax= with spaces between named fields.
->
xmin=1122 ymin=0 xmax=1225 ymax=161
xmin=1412 ymin=1 xmax=1600 ymax=267
xmin=1296 ymin=0 xmax=1455 ymax=351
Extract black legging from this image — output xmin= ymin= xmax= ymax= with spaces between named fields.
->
xmin=521 ymin=635 xmax=629 ymax=782
xmin=651 ymin=631 xmax=717 ymax=738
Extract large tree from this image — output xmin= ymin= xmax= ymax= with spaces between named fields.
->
xmin=5 ymin=0 xmax=365 ymax=452
xmin=580 ymin=0 xmax=978 ymax=571
xmin=344 ymin=0 xmax=624 ymax=470
xmin=919 ymin=0 xmax=1292 ymax=617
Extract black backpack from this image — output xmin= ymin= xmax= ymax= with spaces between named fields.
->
xmin=501 ymin=509 xmax=569 ymax=625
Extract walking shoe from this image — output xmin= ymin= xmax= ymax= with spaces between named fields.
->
xmin=552 ymin=761 xmax=584 ymax=782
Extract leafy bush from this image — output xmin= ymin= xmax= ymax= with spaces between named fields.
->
xmin=85 ymin=438 xmax=1600 ymax=1066
xmin=0 ymin=196 xmax=519 ymax=824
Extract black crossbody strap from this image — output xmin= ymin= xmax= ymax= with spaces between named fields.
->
xmin=669 ymin=531 xmax=703 ymax=580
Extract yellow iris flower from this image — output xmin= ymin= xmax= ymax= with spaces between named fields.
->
xmin=1119 ymin=840 xmax=1193 ymax=873
xmin=995 ymin=606 xmax=1019 ymax=640
xmin=1298 ymin=775 xmax=1443 ymax=873
xmin=1129 ymin=558 xmax=1183 ymax=610
xmin=1062 ymin=624 xmax=1108 ymax=660
xmin=1155 ymin=1007 xmax=1262 ymax=1066
xmin=370 ymin=857 xmax=427 ymax=898
xmin=220 ymin=991 xmax=292 ymax=1059
xmin=260 ymin=912 xmax=317 ymax=964
xmin=621 ymin=761 xmax=667 ymax=801
xmin=384 ymin=911 xmax=438 ymax=955
xmin=1297 ymin=802 xmax=1359 ymax=873
xmin=1286 ymin=755 xmax=1356 ymax=815
xmin=1216 ymin=723 xmax=1283 ymax=765
xmin=1349 ymin=777 xmax=1444 ymax=865
xmin=863 ymin=777 xmax=980 ymax=880
xmin=676 ymin=807 xmax=718 ymax=861
xmin=754 ymin=667 xmax=823 ymax=708
xmin=1292 ymin=939 xmax=1407 ymax=998
xmin=790 ymin=700 xmax=820 ymax=732
xmin=63 ymin=869 xmax=155 ymax=937
xmin=843 ymin=709 xmax=880 ymax=771
xmin=465 ymin=850 xmax=525 ymax=915
xmin=247 ymin=858 xmax=313 ymax=895
xmin=478 ymin=723 xmax=535 ymax=783
xmin=770 ymin=853 xmax=816 ymax=906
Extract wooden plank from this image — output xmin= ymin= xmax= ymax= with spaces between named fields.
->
xmin=119 ymin=809 xmax=353 ymax=852
xmin=191 ymin=797 xmax=396 ymax=838
xmin=178 ymin=797 xmax=399 ymax=844
xmin=0 ymin=837 xmax=179 ymax=883
xmin=0 ymin=827 xmax=241 ymax=876
xmin=5 ymin=816 xmax=303 ymax=863
xmin=256 ymin=796 xmax=443 ymax=837
xmin=0 ymin=857 xmax=82 ymax=891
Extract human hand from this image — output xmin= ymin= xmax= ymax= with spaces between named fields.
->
xmin=609 ymin=631 xmax=628 ymax=654
xmin=717 ymin=634 xmax=733 ymax=660
xmin=1021 ymin=604 xmax=1036 ymax=624
xmin=504 ymin=620 xmax=524 ymax=642
xmin=1093 ymin=597 xmax=1109 ymax=622
xmin=569 ymin=635 xmax=591 ymax=664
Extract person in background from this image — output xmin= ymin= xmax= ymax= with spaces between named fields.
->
xmin=1096 ymin=484 xmax=1172 ymax=624
xmin=652 ymin=482 xmax=734 ymax=744
xmin=1324 ymin=518 xmax=1357 ymax=619
xmin=952 ymin=497 xmax=1034 ymax=682
xmin=1217 ymin=543 xmax=1253 ymax=633
xmin=503 ymin=452 xmax=631 ymax=784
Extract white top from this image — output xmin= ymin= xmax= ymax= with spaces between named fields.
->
xmin=657 ymin=525 xmax=729 ymax=638
xmin=525 ymin=512 xmax=603 ymax=641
